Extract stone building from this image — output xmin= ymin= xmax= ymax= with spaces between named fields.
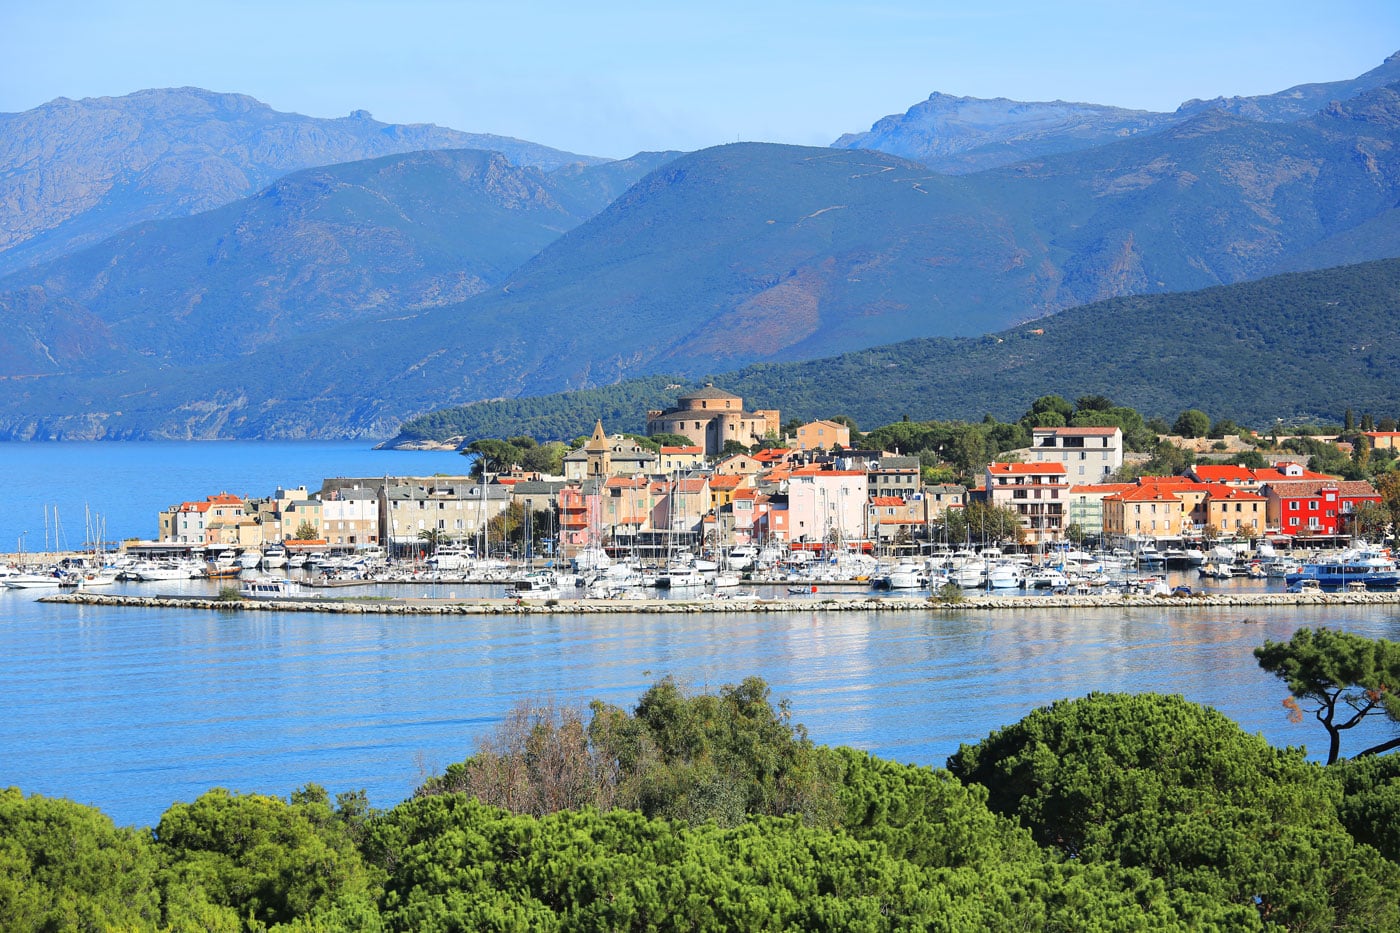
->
xmin=646 ymin=385 xmax=779 ymax=457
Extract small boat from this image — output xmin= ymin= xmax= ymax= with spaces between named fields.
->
xmin=239 ymin=577 xmax=304 ymax=599
xmin=713 ymin=572 xmax=741 ymax=588
xmin=261 ymin=545 xmax=288 ymax=569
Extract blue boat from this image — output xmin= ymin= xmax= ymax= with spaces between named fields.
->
xmin=1284 ymin=547 xmax=1400 ymax=589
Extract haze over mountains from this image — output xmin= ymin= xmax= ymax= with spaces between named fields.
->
xmin=2 ymin=54 xmax=1400 ymax=440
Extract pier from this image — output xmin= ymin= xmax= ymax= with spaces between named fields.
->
xmin=40 ymin=589 xmax=1400 ymax=615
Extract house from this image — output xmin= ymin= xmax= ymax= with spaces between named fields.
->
xmin=708 ymin=472 xmax=751 ymax=511
xmin=867 ymin=455 xmax=922 ymax=500
xmin=786 ymin=469 xmax=869 ymax=549
xmin=319 ymin=486 xmax=380 ymax=548
xmin=646 ymin=385 xmax=780 ymax=456
xmin=1029 ymin=426 xmax=1123 ymax=481
xmin=1103 ymin=484 xmax=1187 ymax=540
xmin=381 ymin=480 xmax=511 ymax=550
xmin=1263 ymin=479 xmax=1381 ymax=539
xmin=793 ymin=419 xmax=850 ymax=451
xmin=658 ymin=445 xmax=705 ymax=473
xmin=557 ymin=481 xmax=604 ymax=555
xmin=1066 ymin=483 xmax=1135 ymax=541
xmin=714 ymin=452 xmax=763 ymax=476
xmin=985 ymin=462 xmax=1068 ymax=544
xmin=1262 ymin=481 xmax=1339 ymax=539
xmin=1202 ymin=487 xmax=1266 ymax=538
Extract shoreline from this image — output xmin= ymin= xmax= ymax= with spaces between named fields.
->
xmin=40 ymin=590 xmax=1400 ymax=614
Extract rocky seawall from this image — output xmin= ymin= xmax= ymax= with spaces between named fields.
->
xmin=40 ymin=591 xmax=1400 ymax=615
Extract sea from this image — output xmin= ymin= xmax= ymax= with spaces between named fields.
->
xmin=3 ymin=441 xmax=1399 ymax=828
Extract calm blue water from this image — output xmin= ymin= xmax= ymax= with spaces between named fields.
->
xmin=3 ymin=443 xmax=1400 ymax=829
xmin=0 ymin=440 xmax=470 ymax=550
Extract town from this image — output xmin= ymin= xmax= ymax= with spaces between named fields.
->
xmin=110 ymin=386 xmax=1400 ymax=594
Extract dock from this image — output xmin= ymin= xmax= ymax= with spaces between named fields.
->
xmin=39 ymin=590 xmax=1400 ymax=615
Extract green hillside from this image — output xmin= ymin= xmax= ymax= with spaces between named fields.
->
xmin=390 ymin=257 xmax=1400 ymax=443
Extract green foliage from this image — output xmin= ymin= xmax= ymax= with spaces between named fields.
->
xmin=947 ymin=692 xmax=1400 ymax=931
xmin=292 ymin=522 xmax=318 ymax=541
xmin=1172 ymin=409 xmax=1211 ymax=438
xmin=1255 ymin=628 xmax=1400 ymax=764
xmin=587 ymin=677 xmax=845 ymax=828
xmin=153 ymin=786 xmax=375 ymax=929
xmin=0 ymin=787 xmax=163 ymax=931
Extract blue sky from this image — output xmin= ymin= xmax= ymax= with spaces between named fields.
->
xmin=3 ymin=2 xmax=1397 ymax=158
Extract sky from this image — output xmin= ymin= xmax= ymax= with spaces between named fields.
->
xmin=2 ymin=2 xmax=1398 ymax=159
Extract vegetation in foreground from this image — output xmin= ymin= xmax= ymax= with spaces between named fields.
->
xmin=5 ymin=630 xmax=1400 ymax=931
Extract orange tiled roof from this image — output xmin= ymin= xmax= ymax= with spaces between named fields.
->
xmin=988 ymin=462 xmax=1067 ymax=475
xmin=660 ymin=445 xmax=703 ymax=455
xmin=869 ymin=496 xmax=905 ymax=507
xmin=1030 ymin=426 xmax=1120 ymax=436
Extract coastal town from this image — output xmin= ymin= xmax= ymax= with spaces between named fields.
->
xmin=27 ymin=385 xmax=1383 ymax=598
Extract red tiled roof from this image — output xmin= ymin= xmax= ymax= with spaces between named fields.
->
xmin=1108 ymin=486 xmax=1181 ymax=502
xmin=988 ymin=462 xmax=1067 ymax=475
xmin=660 ymin=446 xmax=703 ymax=455
xmin=869 ymin=496 xmax=904 ymax=507
xmin=1192 ymin=465 xmax=1254 ymax=482
xmin=1206 ymin=487 xmax=1266 ymax=501
xmin=1030 ymin=426 xmax=1120 ymax=436
xmin=709 ymin=475 xmax=746 ymax=490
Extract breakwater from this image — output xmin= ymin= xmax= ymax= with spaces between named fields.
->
xmin=41 ymin=590 xmax=1400 ymax=614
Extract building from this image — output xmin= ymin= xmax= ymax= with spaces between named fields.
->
xmin=793 ymin=419 xmax=850 ymax=451
xmin=658 ymin=445 xmax=705 ymax=473
xmin=1202 ymin=487 xmax=1267 ymax=537
xmin=868 ymin=455 xmax=921 ymax=500
xmin=786 ymin=469 xmax=869 ymax=549
xmin=562 ymin=422 xmax=659 ymax=481
xmin=1065 ymin=483 xmax=1134 ymax=541
xmin=1028 ymin=426 xmax=1123 ymax=481
xmin=382 ymin=480 xmax=511 ymax=550
xmin=1262 ymin=479 xmax=1381 ymax=540
xmin=985 ymin=462 xmax=1068 ymax=545
xmin=319 ymin=486 xmax=380 ymax=548
xmin=646 ymin=385 xmax=780 ymax=456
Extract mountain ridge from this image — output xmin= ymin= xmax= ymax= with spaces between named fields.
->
xmin=833 ymin=50 xmax=1400 ymax=172
xmin=0 ymin=87 xmax=606 ymax=277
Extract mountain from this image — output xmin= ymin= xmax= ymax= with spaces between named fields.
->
xmin=388 ymin=257 xmax=1400 ymax=444
xmin=0 ymin=148 xmax=679 ymax=378
xmin=0 ymin=87 xmax=605 ymax=277
xmin=834 ymin=51 xmax=1400 ymax=172
xmin=6 ymin=83 xmax=1400 ymax=440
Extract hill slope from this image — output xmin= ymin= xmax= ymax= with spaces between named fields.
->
xmin=0 ymin=148 xmax=678 ymax=377
xmin=0 ymin=88 xmax=604 ymax=276
xmin=388 ymin=258 xmax=1400 ymax=443
xmin=7 ymin=85 xmax=1400 ymax=439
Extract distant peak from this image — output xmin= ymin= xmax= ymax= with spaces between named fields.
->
xmin=349 ymin=109 xmax=374 ymax=121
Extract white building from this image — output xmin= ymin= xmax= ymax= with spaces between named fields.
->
xmin=985 ymin=462 xmax=1069 ymax=545
xmin=786 ymin=469 xmax=869 ymax=548
xmin=1029 ymin=426 xmax=1123 ymax=481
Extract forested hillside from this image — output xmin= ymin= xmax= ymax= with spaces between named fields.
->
xmin=391 ymin=257 xmax=1400 ymax=444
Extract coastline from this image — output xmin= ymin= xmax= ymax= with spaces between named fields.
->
xmin=41 ymin=590 xmax=1400 ymax=614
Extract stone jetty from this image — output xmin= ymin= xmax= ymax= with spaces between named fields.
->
xmin=40 ymin=590 xmax=1400 ymax=615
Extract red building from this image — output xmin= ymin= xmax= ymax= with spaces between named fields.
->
xmin=1262 ymin=479 xmax=1380 ymax=539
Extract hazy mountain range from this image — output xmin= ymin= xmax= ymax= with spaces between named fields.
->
xmin=2 ymin=53 xmax=1399 ymax=440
